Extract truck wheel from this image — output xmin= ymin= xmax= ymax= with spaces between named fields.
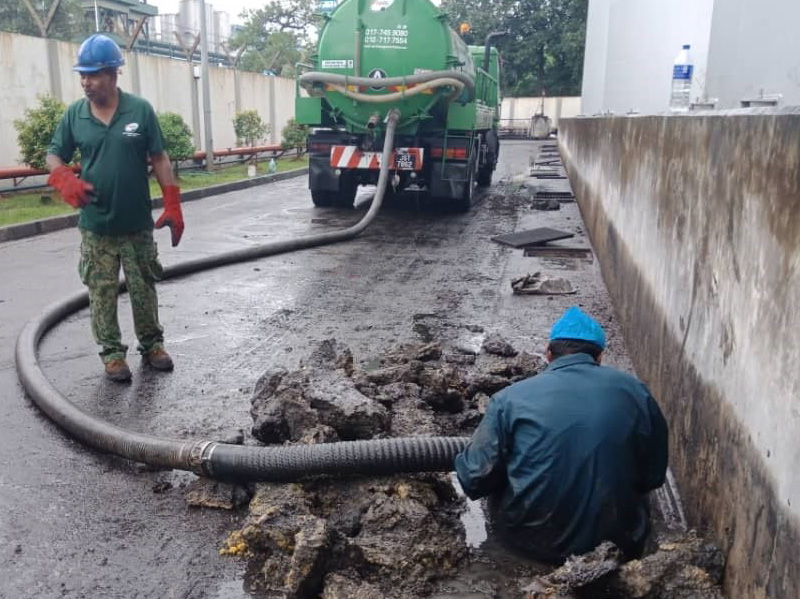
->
xmin=311 ymin=190 xmax=334 ymax=207
xmin=478 ymin=131 xmax=499 ymax=187
xmin=477 ymin=159 xmax=494 ymax=187
xmin=454 ymin=158 xmax=475 ymax=212
xmin=333 ymin=177 xmax=358 ymax=208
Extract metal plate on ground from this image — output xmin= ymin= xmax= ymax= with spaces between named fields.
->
xmin=524 ymin=245 xmax=592 ymax=259
xmin=534 ymin=191 xmax=575 ymax=202
xmin=492 ymin=227 xmax=575 ymax=248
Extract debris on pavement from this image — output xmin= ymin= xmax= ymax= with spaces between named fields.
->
xmin=511 ymin=272 xmax=576 ymax=295
xmin=481 ymin=333 xmax=519 ymax=357
xmin=185 ymin=478 xmax=252 ymax=510
xmin=531 ymin=198 xmax=561 ymax=211
xmin=217 ymin=337 xmax=725 ymax=599
xmin=225 ymin=336 xmax=544 ymax=598
xmin=521 ymin=531 xmax=725 ymax=599
xmin=522 ymin=541 xmax=623 ymax=599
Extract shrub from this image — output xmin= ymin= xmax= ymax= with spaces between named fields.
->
xmin=13 ymin=95 xmax=75 ymax=169
xmin=157 ymin=112 xmax=195 ymax=174
xmin=281 ymin=118 xmax=310 ymax=157
xmin=233 ymin=110 xmax=269 ymax=148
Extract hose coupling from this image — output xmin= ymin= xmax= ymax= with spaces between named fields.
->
xmin=187 ymin=440 xmax=217 ymax=477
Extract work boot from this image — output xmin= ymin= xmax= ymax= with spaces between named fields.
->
xmin=144 ymin=347 xmax=174 ymax=371
xmin=105 ymin=358 xmax=132 ymax=382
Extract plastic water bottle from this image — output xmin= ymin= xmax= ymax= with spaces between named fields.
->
xmin=268 ymin=158 xmax=277 ymax=174
xmin=669 ymin=44 xmax=693 ymax=112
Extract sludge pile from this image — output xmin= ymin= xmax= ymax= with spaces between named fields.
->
xmin=216 ymin=336 xmax=726 ymax=599
xmin=221 ymin=334 xmax=543 ymax=598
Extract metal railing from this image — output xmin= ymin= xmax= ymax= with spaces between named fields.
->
xmin=0 ymin=144 xmax=290 ymax=190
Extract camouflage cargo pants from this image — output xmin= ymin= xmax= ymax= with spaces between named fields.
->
xmin=79 ymin=229 xmax=165 ymax=363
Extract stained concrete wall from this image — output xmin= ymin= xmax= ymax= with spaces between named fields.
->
xmin=0 ymin=31 xmax=295 ymax=169
xmin=559 ymin=109 xmax=800 ymax=598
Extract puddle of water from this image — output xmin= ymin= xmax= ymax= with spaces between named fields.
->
xmin=451 ymin=473 xmax=488 ymax=548
xmin=454 ymin=332 xmax=486 ymax=356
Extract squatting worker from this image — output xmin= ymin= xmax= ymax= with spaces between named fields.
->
xmin=45 ymin=34 xmax=185 ymax=383
xmin=455 ymin=307 xmax=668 ymax=563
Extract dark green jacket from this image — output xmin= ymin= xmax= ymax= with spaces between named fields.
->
xmin=455 ymin=353 xmax=668 ymax=561
xmin=48 ymin=90 xmax=164 ymax=235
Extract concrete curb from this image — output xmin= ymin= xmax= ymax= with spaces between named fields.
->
xmin=0 ymin=167 xmax=309 ymax=244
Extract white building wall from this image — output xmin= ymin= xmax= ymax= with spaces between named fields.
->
xmin=582 ymin=0 xmax=716 ymax=114
xmin=706 ymin=0 xmax=800 ymax=107
xmin=580 ymin=0 xmax=611 ymax=115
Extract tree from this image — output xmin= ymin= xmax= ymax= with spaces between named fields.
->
xmin=13 ymin=95 xmax=74 ymax=169
xmin=440 ymin=0 xmax=588 ymax=97
xmin=229 ymin=0 xmax=318 ymax=76
xmin=157 ymin=112 xmax=195 ymax=176
xmin=0 ymin=0 xmax=92 ymax=41
xmin=281 ymin=118 xmax=309 ymax=157
xmin=233 ymin=110 xmax=270 ymax=162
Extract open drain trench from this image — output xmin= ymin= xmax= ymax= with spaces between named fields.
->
xmin=14 ymin=107 xmax=470 ymax=482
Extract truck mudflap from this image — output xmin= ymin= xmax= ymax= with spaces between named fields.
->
xmin=429 ymin=160 xmax=470 ymax=199
xmin=330 ymin=146 xmax=425 ymax=171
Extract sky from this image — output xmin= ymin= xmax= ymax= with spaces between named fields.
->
xmin=150 ymin=0 xmax=262 ymax=25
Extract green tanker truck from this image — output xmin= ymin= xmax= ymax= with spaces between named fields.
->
xmin=296 ymin=0 xmax=503 ymax=211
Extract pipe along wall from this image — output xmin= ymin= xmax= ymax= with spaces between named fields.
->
xmin=559 ymin=108 xmax=800 ymax=599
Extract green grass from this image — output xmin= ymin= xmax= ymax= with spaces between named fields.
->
xmin=0 ymin=156 xmax=309 ymax=228
xmin=0 ymin=194 xmax=75 ymax=226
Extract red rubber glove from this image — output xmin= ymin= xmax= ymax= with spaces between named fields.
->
xmin=47 ymin=165 xmax=93 ymax=208
xmin=154 ymin=185 xmax=184 ymax=247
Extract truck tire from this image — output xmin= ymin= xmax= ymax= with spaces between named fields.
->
xmin=333 ymin=177 xmax=358 ymax=208
xmin=311 ymin=176 xmax=358 ymax=208
xmin=311 ymin=190 xmax=335 ymax=207
xmin=454 ymin=157 xmax=475 ymax=212
xmin=477 ymin=131 xmax=498 ymax=187
xmin=477 ymin=159 xmax=494 ymax=187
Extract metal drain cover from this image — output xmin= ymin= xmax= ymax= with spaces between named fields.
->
xmin=491 ymin=227 xmax=575 ymax=248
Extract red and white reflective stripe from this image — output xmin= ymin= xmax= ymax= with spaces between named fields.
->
xmin=330 ymin=146 xmax=424 ymax=170
xmin=330 ymin=145 xmax=378 ymax=169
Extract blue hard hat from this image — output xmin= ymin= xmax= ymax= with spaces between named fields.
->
xmin=549 ymin=307 xmax=606 ymax=349
xmin=74 ymin=34 xmax=125 ymax=73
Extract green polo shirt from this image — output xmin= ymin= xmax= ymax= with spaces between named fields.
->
xmin=48 ymin=89 xmax=165 ymax=235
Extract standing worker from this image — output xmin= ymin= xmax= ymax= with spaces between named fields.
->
xmin=455 ymin=307 xmax=668 ymax=563
xmin=46 ymin=34 xmax=185 ymax=383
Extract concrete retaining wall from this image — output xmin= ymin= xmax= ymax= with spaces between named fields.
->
xmin=559 ymin=109 xmax=800 ymax=598
xmin=0 ymin=31 xmax=295 ymax=169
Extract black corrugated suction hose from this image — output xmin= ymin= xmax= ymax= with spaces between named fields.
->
xmin=15 ymin=109 xmax=470 ymax=482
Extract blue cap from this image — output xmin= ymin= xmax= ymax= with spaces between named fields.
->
xmin=549 ymin=307 xmax=606 ymax=349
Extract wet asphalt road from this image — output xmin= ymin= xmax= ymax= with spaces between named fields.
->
xmin=0 ymin=140 xmax=634 ymax=598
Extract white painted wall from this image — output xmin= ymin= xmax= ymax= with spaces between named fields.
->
xmin=706 ymin=0 xmax=800 ymax=107
xmin=0 ymin=32 xmax=295 ymax=169
xmin=580 ymin=0 xmax=611 ymax=116
xmin=583 ymin=0 xmax=743 ymax=114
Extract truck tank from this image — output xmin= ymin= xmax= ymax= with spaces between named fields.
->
xmin=296 ymin=0 xmax=503 ymax=211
